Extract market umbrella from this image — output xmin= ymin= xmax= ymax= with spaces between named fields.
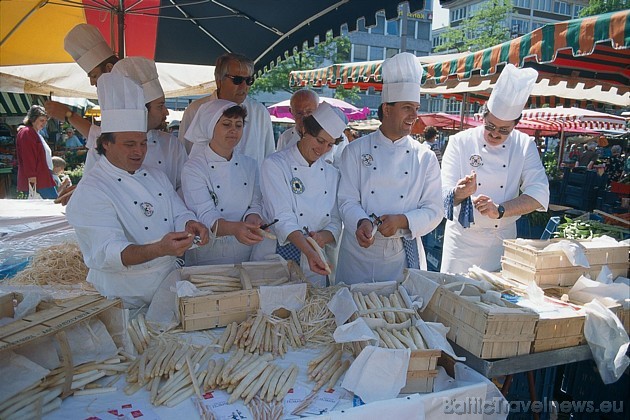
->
xmin=289 ymin=10 xmax=630 ymax=108
xmin=0 ymin=0 xmax=424 ymax=74
xmin=267 ymin=97 xmax=369 ymax=121
xmin=412 ymin=112 xmax=480 ymax=133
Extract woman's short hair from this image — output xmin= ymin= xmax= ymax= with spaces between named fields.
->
xmin=24 ymin=105 xmax=47 ymax=126
xmin=223 ymin=105 xmax=248 ymax=122
xmin=302 ymin=115 xmax=343 ymax=145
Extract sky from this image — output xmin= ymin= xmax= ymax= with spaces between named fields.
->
xmin=431 ymin=0 xmax=450 ymax=30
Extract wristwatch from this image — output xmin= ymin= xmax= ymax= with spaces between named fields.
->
xmin=65 ymin=110 xmax=73 ymax=124
xmin=497 ymin=204 xmax=505 ymax=219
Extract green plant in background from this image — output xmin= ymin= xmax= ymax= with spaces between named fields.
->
xmin=66 ymin=164 xmax=84 ymax=185
xmin=63 ymin=149 xmax=87 ymax=170
xmin=543 ymin=151 xmax=560 ymax=180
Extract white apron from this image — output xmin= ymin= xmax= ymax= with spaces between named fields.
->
xmin=260 ymin=145 xmax=342 ymax=287
xmin=182 ymin=146 xmax=262 ymax=265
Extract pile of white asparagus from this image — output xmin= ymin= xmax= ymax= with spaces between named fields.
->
xmin=307 ymin=345 xmax=351 ymax=392
xmin=0 ymin=353 xmax=130 ymax=419
xmin=217 ymin=310 xmax=304 ymax=356
xmin=188 ymin=273 xmax=295 ymax=293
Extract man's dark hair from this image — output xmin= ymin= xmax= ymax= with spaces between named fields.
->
xmin=97 ymin=55 xmax=119 ymax=73
xmin=96 ymin=132 xmax=115 ymax=155
xmin=424 ymin=126 xmax=438 ymax=141
xmin=377 ymin=103 xmax=395 ymax=122
xmin=480 ymin=104 xmax=522 ymax=124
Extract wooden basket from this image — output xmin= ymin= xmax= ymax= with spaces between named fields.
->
xmin=422 ymin=285 xmax=538 ymax=359
xmin=532 ymin=310 xmax=586 ymax=353
xmin=503 ymin=238 xmax=629 ymax=270
xmin=179 ymin=260 xmax=304 ymax=332
xmin=401 ymin=349 xmax=441 ymax=394
xmin=501 ymin=256 xmax=628 ymax=287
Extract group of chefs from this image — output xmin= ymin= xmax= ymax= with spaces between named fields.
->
xmin=47 ymin=24 xmax=549 ymax=308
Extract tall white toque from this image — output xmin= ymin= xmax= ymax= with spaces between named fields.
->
xmin=311 ymin=102 xmax=347 ymax=139
xmin=112 ymin=57 xmax=164 ymax=104
xmin=97 ymin=73 xmax=147 ymax=133
xmin=487 ymin=64 xmax=538 ymax=121
xmin=64 ymin=24 xmax=115 ymax=73
xmin=185 ymin=99 xmax=239 ymax=144
xmin=381 ymin=52 xmax=422 ymax=104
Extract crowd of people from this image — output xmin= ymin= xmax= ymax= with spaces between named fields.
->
xmin=14 ymin=24 xmax=556 ymax=308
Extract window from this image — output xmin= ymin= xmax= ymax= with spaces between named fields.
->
xmin=553 ymin=1 xmax=570 ymax=15
xmin=450 ymin=7 xmax=467 ymax=22
xmin=511 ymin=18 xmax=530 ymax=35
xmin=372 ymin=14 xmax=385 ymax=34
xmin=353 ymin=44 xmax=368 ymax=61
xmin=531 ymin=21 xmax=546 ymax=30
xmin=387 ymin=19 xmax=399 ymax=36
xmin=386 ymin=48 xmax=399 ymax=58
xmin=406 ymin=20 xmax=417 ymax=38
xmin=533 ymin=0 xmax=551 ymax=12
xmin=357 ymin=18 xmax=367 ymax=32
xmin=418 ymin=22 xmax=430 ymax=40
xmin=513 ymin=0 xmax=531 ymax=7
xmin=370 ymin=47 xmax=384 ymax=60
xmin=573 ymin=5 xmax=584 ymax=18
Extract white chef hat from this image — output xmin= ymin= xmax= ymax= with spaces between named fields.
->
xmin=381 ymin=52 xmax=422 ymax=103
xmin=184 ymin=99 xmax=240 ymax=143
xmin=97 ymin=73 xmax=147 ymax=133
xmin=64 ymin=24 xmax=115 ymax=73
xmin=487 ymin=64 xmax=538 ymax=121
xmin=312 ymin=102 xmax=346 ymax=139
xmin=112 ymin=57 xmax=164 ymax=103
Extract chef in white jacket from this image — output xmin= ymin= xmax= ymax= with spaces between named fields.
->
xmin=260 ymin=102 xmax=347 ymax=287
xmin=182 ymin=99 xmax=265 ymax=265
xmin=179 ymin=53 xmax=275 ymax=167
xmin=66 ymin=73 xmax=208 ymax=308
xmin=440 ymin=64 xmax=549 ymax=274
xmin=336 ymin=53 xmax=443 ymax=284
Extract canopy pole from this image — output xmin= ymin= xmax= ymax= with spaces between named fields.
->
xmin=118 ymin=1 xmax=125 ymax=58
xmin=459 ymin=93 xmax=468 ymax=131
xmin=557 ymin=122 xmax=565 ymax=169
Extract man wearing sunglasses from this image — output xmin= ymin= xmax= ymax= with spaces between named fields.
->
xmin=178 ymin=53 xmax=274 ymax=166
xmin=440 ymin=64 xmax=549 ymax=274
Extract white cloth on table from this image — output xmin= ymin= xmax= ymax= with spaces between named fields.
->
xmin=336 ymin=130 xmax=443 ymax=284
xmin=181 ymin=145 xmax=262 ymax=265
xmin=440 ymin=126 xmax=549 ymax=274
xmin=66 ymin=157 xmax=195 ymax=306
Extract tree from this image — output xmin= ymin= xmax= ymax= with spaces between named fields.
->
xmin=251 ymin=34 xmax=354 ymax=101
xmin=579 ymin=0 xmax=629 ymax=17
xmin=434 ymin=0 xmax=512 ymax=53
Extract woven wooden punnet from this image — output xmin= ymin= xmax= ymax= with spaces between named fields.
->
xmin=401 ymin=349 xmax=441 ymax=393
xmin=178 ymin=260 xmax=304 ymax=332
xmin=501 ymin=239 xmax=629 ymax=287
xmin=531 ymin=310 xmax=585 ymax=353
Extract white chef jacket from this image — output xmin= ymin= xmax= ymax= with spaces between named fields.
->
xmin=83 ymin=127 xmax=187 ymax=193
xmin=336 ymin=130 xmax=443 ymax=284
xmin=66 ymin=157 xmax=197 ymax=307
xmin=276 ymin=127 xmax=348 ymax=169
xmin=259 ymin=144 xmax=342 ymax=286
xmin=180 ymin=93 xmax=275 ymax=166
xmin=440 ymin=126 xmax=549 ymax=274
xmin=181 ymin=145 xmax=262 ymax=265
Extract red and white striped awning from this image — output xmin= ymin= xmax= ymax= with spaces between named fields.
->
xmin=521 ymin=107 xmax=626 ymax=131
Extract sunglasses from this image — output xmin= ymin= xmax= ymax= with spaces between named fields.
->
xmin=224 ymin=74 xmax=254 ymax=86
xmin=484 ymin=123 xmax=512 ymax=136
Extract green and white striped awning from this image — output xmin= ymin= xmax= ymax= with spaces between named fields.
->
xmin=0 ymin=92 xmax=46 ymax=117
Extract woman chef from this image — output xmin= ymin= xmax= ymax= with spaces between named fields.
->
xmin=182 ymin=99 xmax=265 ymax=265
xmin=259 ymin=102 xmax=347 ymax=286
xmin=440 ymin=64 xmax=549 ymax=274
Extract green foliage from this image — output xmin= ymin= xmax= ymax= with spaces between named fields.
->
xmin=66 ymin=164 xmax=84 ymax=185
xmin=435 ymin=0 xmax=512 ymax=53
xmin=333 ymin=86 xmax=361 ymax=104
xmin=578 ymin=0 xmax=629 ymax=17
xmin=250 ymin=34 xmax=351 ymax=94
xmin=63 ymin=149 xmax=87 ymax=170
xmin=543 ymin=151 xmax=561 ymax=180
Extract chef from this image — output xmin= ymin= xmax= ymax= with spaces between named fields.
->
xmin=259 ymin=102 xmax=346 ymax=287
xmin=66 ymin=73 xmax=209 ymax=308
xmin=111 ymin=57 xmax=188 ymax=193
xmin=45 ymin=24 xmax=118 ymax=175
xmin=182 ymin=99 xmax=265 ymax=265
xmin=440 ymin=64 xmax=549 ymax=274
xmin=336 ymin=52 xmax=443 ymax=284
